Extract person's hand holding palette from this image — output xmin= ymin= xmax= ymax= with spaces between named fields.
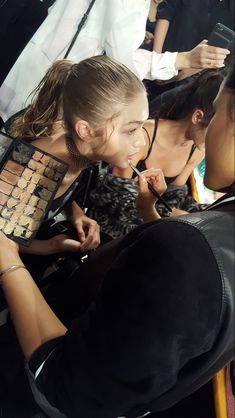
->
xmin=0 ymin=132 xmax=68 ymax=245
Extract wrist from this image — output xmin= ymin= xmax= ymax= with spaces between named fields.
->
xmin=137 ymin=202 xmax=161 ymax=222
xmin=0 ymin=253 xmax=22 ymax=272
xmin=175 ymin=52 xmax=191 ymax=70
xmin=143 ymin=209 xmax=161 ymax=222
xmin=0 ymin=264 xmax=27 ymax=285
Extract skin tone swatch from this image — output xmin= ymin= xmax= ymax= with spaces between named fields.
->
xmin=0 ymin=139 xmax=68 ymax=245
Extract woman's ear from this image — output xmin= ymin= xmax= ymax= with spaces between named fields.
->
xmin=74 ymin=120 xmax=95 ymax=143
xmin=192 ymin=109 xmax=204 ymax=125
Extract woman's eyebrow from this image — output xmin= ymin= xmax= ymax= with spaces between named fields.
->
xmin=123 ymin=120 xmax=146 ymax=126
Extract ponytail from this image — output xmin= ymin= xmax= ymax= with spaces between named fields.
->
xmin=8 ymin=60 xmax=74 ymax=139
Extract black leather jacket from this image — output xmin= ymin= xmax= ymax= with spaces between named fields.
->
xmin=28 ymin=193 xmax=235 ymax=418
xmin=145 ymin=199 xmax=234 ymax=413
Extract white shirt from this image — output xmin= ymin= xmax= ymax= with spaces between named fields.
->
xmin=0 ymin=0 xmax=178 ymax=121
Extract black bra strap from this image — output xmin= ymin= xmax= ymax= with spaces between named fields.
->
xmin=143 ymin=119 xmax=158 ymax=161
xmin=187 ymin=143 xmax=197 ymax=163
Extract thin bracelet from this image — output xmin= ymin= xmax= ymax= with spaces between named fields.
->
xmin=0 ymin=265 xmax=27 ymax=284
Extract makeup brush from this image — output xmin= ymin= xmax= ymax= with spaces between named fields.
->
xmin=128 ymin=160 xmax=172 ymax=212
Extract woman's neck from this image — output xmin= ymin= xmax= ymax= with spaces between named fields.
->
xmin=158 ymin=119 xmax=191 ymax=147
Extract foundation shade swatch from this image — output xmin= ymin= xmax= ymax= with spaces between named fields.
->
xmin=37 ymin=199 xmax=48 ymax=210
xmin=35 ymin=187 xmax=52 ymax=201
xmin=6 ymin=197 xmax=18 ymax=209
xmin=4 ymin=160 xmax=24 ymax=176
xmin=0 ymin=179 xmax=13 ymax=195
xmin=0 ymin=169 xmax=19 ymax=185
xmin=0 ymin=193 xmax=8 ymax=205
xmin=0 ymin=134 xmax=68 ymax=245
xmin=22 ymin=168 xmax=34 ymax=181
xmin=12 ymin=187 xmax=23 ymax=199
xmin=28 ymin=159 xmax=45 ymax=175
xmin=1 ymin=208 xmax=13 ymax=219
xmin=39 ymin=176 xmax=56 ymax=191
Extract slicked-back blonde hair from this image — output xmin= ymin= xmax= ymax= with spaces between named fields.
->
xmin=62 ymin=55 xmax=146 ymax=141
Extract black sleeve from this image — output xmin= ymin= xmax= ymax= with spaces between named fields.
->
xmin=29 ymin=220 xmax=222 ymax=418
xmin=157 ymin=0 xmax=184 ymax=21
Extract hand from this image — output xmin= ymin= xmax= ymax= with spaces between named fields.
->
xmin=183 ymin=40 xmax=230 ymax=69
xmin=0 ymin=232 xmax=21 ymax=271
xmin=72 ymin=214 xmax=100 ymax=251
xmin=135 ymin=168 xmax=167 ymax=220
xmin=145 ymin=31 xmax=154 ymax=45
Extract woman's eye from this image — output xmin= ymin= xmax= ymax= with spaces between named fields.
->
xmin=128 ymin=128 xmax=137 ymax=135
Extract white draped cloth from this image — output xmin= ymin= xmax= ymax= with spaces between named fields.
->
xmin=0 ymin=0 xmax=178 ymax=121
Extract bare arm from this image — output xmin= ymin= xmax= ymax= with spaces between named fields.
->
xmin=0 ymin=233 xmax=67 ymax=358
xmin=153 ymin=19 xmax=170 ymax=53
xmin=19 ymin=238 xmax=58 ymax=255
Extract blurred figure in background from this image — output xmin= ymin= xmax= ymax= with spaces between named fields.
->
xmin=141 ymin=0 xmax=162 ymax=51
xmin=146 ymin=0 xmax=234 ymax=104
xmin=0 ymin=0 xmax=230 ymax=121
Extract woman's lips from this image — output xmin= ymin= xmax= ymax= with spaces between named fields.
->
xmin=127 ymin=153 xmax=137 ymax=160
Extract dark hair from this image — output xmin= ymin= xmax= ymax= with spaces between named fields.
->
xmin=156 ymin=69 xmax=224 ymax=127
xmin=224 ymin=59 xmax=235 ymax=119
xmin=225 ymin=61 xmax=235 ymax=90
xmin=62 ymin=55 xmax=145 ymax=139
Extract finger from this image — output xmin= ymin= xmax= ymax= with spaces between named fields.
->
xmin=205 ymin=51 xmax=229 ymax=60
xmin=80 ymin=234 xmax=100 ymax=251
xmin=80 ymin=224 xmax=100 ymax=251
xmin=75 ymin=223 xmax=86 ymax=243
xmin=140 ymin=168 xmax=163 ymax=182
xmin=137 ymin=173 xmax=149 ymax=194
xmin=203 ymin=59 xmax=225 ymax=68
xmin=205 ymin=45 xmax=230 ymax=55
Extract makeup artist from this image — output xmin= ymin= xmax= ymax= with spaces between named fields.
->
xmin=0 ymin=60 xmax=234 ymax=418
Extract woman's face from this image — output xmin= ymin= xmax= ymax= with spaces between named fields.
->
xmin=204 ymin=85 xmax=235 ymax=191
xmin=84 ymin=90 xmax=149 ymax=168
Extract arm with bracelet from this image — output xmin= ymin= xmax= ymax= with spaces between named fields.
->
xmin=0 ymin=232 xmax=67 ymax=358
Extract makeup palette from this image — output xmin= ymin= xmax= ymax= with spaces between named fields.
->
xmin=0 ymin=131 xmax=68 ymax=245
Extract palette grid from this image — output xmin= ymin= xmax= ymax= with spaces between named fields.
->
xmin=0 ymin=137 xmax=68 ymax=245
